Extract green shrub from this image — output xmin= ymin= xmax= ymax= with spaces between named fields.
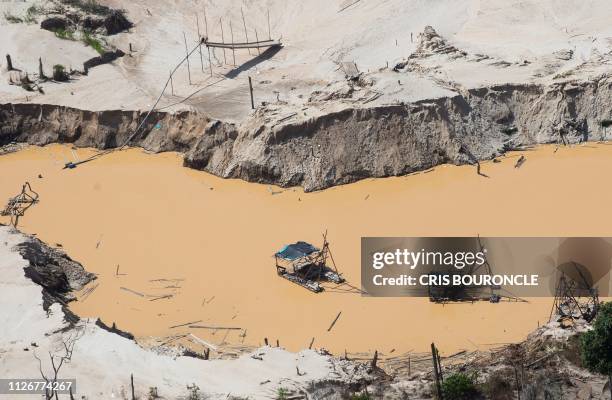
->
xmin=53 ymin=64 xmax=69 ymax=81
xmin=276 ymin=388 xmax=289 ymax=400
xmin=580 ymin=302 xmax=611 ymax=395
xmin=440 ymin=373 xmax=479 ymax=400
xmin=82 ymin=32 xmax=105 ymax=55
xmin=351 ymin=394 xmax=371 ymax=400
xmin=53 ymin=28 xmax=75 ymax=40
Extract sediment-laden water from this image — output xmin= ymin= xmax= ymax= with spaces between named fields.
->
xmin=3 ymin=143 xmax=610 ymax=354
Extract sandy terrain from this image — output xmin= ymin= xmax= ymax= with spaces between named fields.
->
xmin=4 ymin=143 xmax=612 ymax=356
xmin=1 ymin=0 xmax=611 ymax=120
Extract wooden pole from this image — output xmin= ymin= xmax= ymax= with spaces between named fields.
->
xmin=254 ymin=29 xmax=261 ymax=56
xmin=6 ymin=54 xmax=13 ymax=71
xmin=183 ymin=32 xmax=192 ymax=84
xmin=437 ymin=347 xmax=444 ymax=381
xmin=230 ymin=20 xmax=236 ymax=66
xmin=196 ymin=15 xmax=204 ymax=72
xmin=431 ymin=343 xmax=443 ymax=400
xmin=169 ymin=71 xmax=174 ymax=95
xmin=371 ymin=350 xmax=378 ymax=369
xmin=220 ymin=18 xmax=227 ymax=64
xmin=267 ymin=9 xmax=271 ymax=40
xmin=207 ymin=46 xmax=213 ymax=76
xmin=203 ymin=6 xmax=212 ymax=76
xmin=264 ymin=337 xmax=269 ymax=346
xmin=130 ymin=374 xmax=135 ymax=400
xmin=203 ymin=5 xmax=208 ymax=36
xmin=38 ymin=57 xmax=44 ymax=79
xmin=241 ymin=8 xmax=251 ymax=55
xmin=248 ymin=76 xmax=254 ymax=109
xmin=308 ymin=337 xmax=314 ymax=349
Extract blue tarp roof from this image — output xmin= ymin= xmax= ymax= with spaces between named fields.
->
xmin=275 ymin=241 xmax=319 ymax=260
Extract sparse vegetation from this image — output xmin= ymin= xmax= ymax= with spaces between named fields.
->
xmin=59 ymin=0 xmax=112 ymax=16
xmin=186 ymin=383 xmax=201 ymax=400
xmin=24 ymin=5 xmax=43 ymax=24
xmin=350 ymin=393 xmax=372 ymax=400
xmin=483 ymin=369 xmax=514 ymax=400
xmin=147 ymin=386 xmax=160 ymax=399
xmin=580 ymin=301 xmax=612 ymax=397
xmin=82 ymin=31 xmax=105 ymax=55
xmin=4 ymin=12 xmax=23 ymax=24
xmin=53 ymin=28 xmax=76 ymax=41
xmin=440 ymin=372 xmax=479 ymax=400
xmin=276 ymin=388 xmax=289 ymax=400
xmin=52 ymin=64 xmax=70 ymax=81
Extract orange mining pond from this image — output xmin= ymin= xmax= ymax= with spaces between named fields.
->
xmin=3 ymin=143 xmax=611 ymax=355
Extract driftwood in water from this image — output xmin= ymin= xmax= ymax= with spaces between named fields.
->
xmin=95 ymin=318 xmax=134 ymax=340
xmin=327 ymin=311 xmax=342 ymax=332
xmin=169 ymin=320 xmax=202 ymax=329
xmin=149 ymin=294 xmax=173 ymax=301
xmin=120 ymin=287 xmax=145 ymax=297
xmin=188 ymin=325 xmax=242 ymax=330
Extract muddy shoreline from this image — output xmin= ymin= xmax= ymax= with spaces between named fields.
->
xmin=1 ymin=76 xmax=610 ymax=191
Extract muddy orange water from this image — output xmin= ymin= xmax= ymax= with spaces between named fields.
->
xmin=2 ymin=143 xmax=611 ymax=356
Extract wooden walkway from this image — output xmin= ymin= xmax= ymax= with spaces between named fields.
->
xmin=204 ymin=38 xmax=281 ymax=50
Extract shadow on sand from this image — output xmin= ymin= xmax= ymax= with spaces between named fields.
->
xmin=224 ymin=45 xmax=283 ymax=79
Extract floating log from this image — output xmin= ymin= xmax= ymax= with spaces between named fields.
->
xmin=149 ymin=294 xmax=174 ymax=301
xmin=188 ymin=325 xmax=242 ymax=330
xmin=169 ymin=319 xmax=202 ymax=329
xmin=188 ymin=333 xmax=218 ymax=351
xmin=120 ymin=287 xmax=144 ymax=297
xmin=327 ymin=311 xmax=342 ymax=332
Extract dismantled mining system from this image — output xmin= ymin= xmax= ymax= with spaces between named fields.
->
xmin=1 ymin=182 xmax=39 ymax=227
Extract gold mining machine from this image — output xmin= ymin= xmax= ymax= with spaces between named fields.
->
xmin=274 ymin=232 xmax=344 ymax=293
